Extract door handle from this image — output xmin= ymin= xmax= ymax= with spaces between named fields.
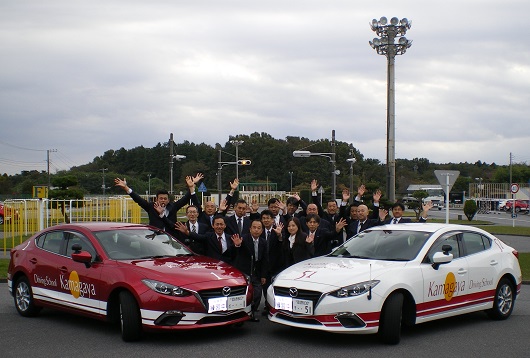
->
xmin=29 ymin=258 xmax=37 ymax=264
xmin=490 ymin=260 xmax=498 ymax=266
xmin=457 ymin=268 xmax=467 ymax=275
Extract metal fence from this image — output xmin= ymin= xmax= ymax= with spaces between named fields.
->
xmin=2 ymin=196 xmax=145 ymax=253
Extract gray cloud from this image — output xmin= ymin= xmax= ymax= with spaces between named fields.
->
xmin=1 ymin=0 xmax=529 ymax=175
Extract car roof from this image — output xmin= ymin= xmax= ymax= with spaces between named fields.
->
xmin=368 ymin=222 xmax=490 ymax=235
xmin=46 ymin=222 xmax=155 ymax=232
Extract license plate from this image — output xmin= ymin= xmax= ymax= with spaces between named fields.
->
xmin=274 ymin=296 xmax=313 ymax=315
xmin=208 ymin=295 xmax=246 ymax=313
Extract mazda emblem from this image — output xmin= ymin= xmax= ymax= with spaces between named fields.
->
xmin=222 ymin=286 xmax=231 ymax=296
xmin=289 ymin=287 xmax=298 ymax=297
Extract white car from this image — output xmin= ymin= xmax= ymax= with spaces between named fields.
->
xmin=266 ymin=223 xmax=522 ymax=344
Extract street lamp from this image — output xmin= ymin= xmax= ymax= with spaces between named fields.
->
xmin=288 ymin=171 xmax=293 ymax=192
xmin=101 ymin=168 xmax=108 ymax=195
xmin=293 ymin=150 xmax=337 ymax=199
xmin=169 ymin=154 xmax=186 ymax=194
xmin=346 ymin=157 xmax=356 ymax=204
xmin=369 ymin=16 xmax=412 ymax=203
xmin=230 ymin=139 xmax=244 ymax=180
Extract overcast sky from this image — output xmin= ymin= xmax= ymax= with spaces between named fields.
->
xmin=1 ymin=0 xmax=529 ymax=176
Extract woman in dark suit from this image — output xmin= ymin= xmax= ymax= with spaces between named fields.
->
xmin=282 ymin=217 xmax=314 ymax=267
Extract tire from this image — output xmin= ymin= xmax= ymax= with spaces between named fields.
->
xmin=0 ymin=215 xmax=4 ymax=225
xmin=515 ymin=207 xmax=521 ymax=213
xmin=14 ymin=276 xmax=42 ymax=317
xmin=487 ymin=278 xmax=515 ymax=320
xmin=119 ymin=291 xmax=142 ymax=342
xmin=378 ymin=292 xmax=404 ymax=345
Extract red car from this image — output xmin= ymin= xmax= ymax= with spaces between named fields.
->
xmin=8 ymin=222 xmax=252 ymax=341
xmin=504 ymin=200 xmax=529 ymax=213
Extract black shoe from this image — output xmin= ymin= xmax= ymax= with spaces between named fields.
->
xmin=249 ymin=314 xmax=260 ymax=322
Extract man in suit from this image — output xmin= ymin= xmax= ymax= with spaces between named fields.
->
xmin=114 ymin=175 xmax=198 ymax=235
xmin=304 ymin=214 xmax=346 ymax=256
xmin=195 ymin=178 xmax=239 ymax=231
xmin=224 ymin=199 xmax=252 ymax=236
xmin=380 ymin=201 xmax=434 ymax=224
xmin=230 ymin=219 xmax=268 ymax=322
xmin=346 ymin=204 xmax=384 ymax=238
xmin=178 ymin=205 xmax=209 ymax=254
xmin=175 ymin=215 xmax=233 ymax=263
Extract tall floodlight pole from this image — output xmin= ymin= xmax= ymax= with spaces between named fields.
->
xmin=369 ymin=16 xmax=412 ymax=202
xmin=289 ymin=171 xmax=293 ymax=192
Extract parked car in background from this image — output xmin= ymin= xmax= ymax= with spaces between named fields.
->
xmin=8 ymin=222 xmax=252 ymax=341
xmin=504 ymin=200 xmax=529 ymax=213
xmin=266 ymin=223 xmax=522 ymax=344
xmin=0 ymin=202 xmax=19 ymax=225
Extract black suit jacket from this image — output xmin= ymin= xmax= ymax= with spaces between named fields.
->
xmin=129 ymin=189 xmax=192 ymax=233
xmin=189 ymin=231 xmax=234 ymax=263
xmin=224 ymin=214 xmax=252 ymax=236
xmin=229 ymin=234 xmax=268 ymax=279
xmin=177 ymin=221 xmax=208 ymax=254
xmin=382 ymin=216 xmax=427 ymax=224
xmin=307 ymin=226 xmax=338 ymax=257
xmin=261 ymin=227 xmax=284 ymax=276
xmin=346 ymin=218 xmax=382 ymax=238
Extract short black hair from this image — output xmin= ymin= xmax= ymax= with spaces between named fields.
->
xmin=286 ymin=197 xmax=299 ymax=207
xmin=156 ymin=189 xmax=169 ymax=197
xmin=305 ymin=213 xmax=321 ymax=223
xmin=267 ymin=198 xmax=279 ymax=206
xmin=261 ymin=209 xmax=274 ymax=218
xmin=392 ymin=202 xmax=405 ymax=211
xmin=235 ymin=199 xmax=247 ymax=206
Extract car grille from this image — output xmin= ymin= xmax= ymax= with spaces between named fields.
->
xmin=197 ymin=286 xmax=248 ymax=308
xmin=273 ymin=286 xmax=323 ymax=308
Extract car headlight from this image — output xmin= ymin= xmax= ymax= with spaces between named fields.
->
xmin=142 ymin=279 xmax=192 ymax=297
xmin=329 ymin=280 xmax=380 ymax=298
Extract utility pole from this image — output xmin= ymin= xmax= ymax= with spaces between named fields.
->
xmin=47 ymin=149 xmax=57 ymax=192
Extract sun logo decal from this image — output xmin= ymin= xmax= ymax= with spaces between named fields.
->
xmin=69 ymin=271 xmax=81 ymax=298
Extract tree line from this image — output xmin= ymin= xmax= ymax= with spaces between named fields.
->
xmin=1 ymin=132 xmax=528 ymax=203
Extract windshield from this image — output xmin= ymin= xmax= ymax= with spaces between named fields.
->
xmin=330 ymin=229 xmax=433 ymax=261
xmin=94 ymin=229 xmax=193 ymax=260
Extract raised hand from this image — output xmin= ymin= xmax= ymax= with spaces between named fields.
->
xmin=114 ymin=178 xmax=127 ymax=189
xmin=231 ymin=234 xmax=243 ymax=247
xmin=153 ymin=202 xmax=165 ymax=215
xmin=342 ymin=189 xmax=350 ymax=202
xmin=357 ymin=184 xmax=366 ymax=197
xmin=335 ymin=218 xmax=347 ymax=232
xmin=311 ymin=179 xmax=318 ymax=192
xmin=373 ymin=189 xmax=382 ymax=203
xmin=277 ymin=199 xmax=287 ymax=212
xmin=175 ymin=221 xmax=188 ymax=234
xmin=230 ymin=178 xmax=239 ymax=191
xmin=193 ymin=173 xmax=204 ymax=184
xmin=185 ymin=175 xmax=194 ymax=188
xmin=219 ymin=199 xmax=228 ymax=212
xmin=272 ymin=222 xmax=284 ymax=236
xmin=422 ymin=201 xmax=434 ymax=212
xmin=306 ymin=232 xmax=315 ymax=244
xmin=379 ymin=208 xmax=388 ymax=221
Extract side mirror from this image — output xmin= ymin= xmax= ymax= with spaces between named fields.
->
xmin=432 ymin=251 xmax=453 ymax=270
xmin=72 ymin=250 xmax=92 ymax=268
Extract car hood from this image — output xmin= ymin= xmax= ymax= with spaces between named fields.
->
xmin=118 ymin=255 xmax=245 ymax=286
xmin=274 ymin=256 xmax=408 ymax=290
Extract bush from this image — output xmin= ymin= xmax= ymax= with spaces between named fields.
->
xmin=463 ymin=199 xmax=478 ymax=221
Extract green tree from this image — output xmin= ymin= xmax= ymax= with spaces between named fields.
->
xmin=463 ymin=200 xmax=478 ymax=221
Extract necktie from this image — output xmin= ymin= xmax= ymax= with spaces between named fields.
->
xmin=237 ymin=217 xmax=243 ymax=234
xmin=218 ymin=236 xmax=223 ymax=253
xmin=191 ymin=224 xmax=196 ymax=233
xmin=254 ymin=239 xmax=259 ymax=261
xmin=210 ymin=215 xmax=213 ymax=226
xmin=392 ymin=218 xmax=398 ymax=224
xmin=266 ymin=230 xmax=270 ymax=241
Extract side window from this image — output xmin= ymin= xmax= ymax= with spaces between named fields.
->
xmin=38 ymin=231 xmax=64 ymax=254
xmin=462 ymin=232 xmax=490 ymax=256
xmin=66 ymin=232 xmax=96 ymax=258
xmin=425 ymin=234 xmax=460 ymax=263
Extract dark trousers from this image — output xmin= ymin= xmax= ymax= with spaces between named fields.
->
xmin=251 ymin=274 xmax=263 ymax=313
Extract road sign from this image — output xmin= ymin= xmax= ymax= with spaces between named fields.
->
xmin=434 ymin=170 xmax=460 ymax=194
xmin=510 ymin=183 xmax=519 ymax=194
xmin=198 ymin=182 xmax=207 ymax=193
